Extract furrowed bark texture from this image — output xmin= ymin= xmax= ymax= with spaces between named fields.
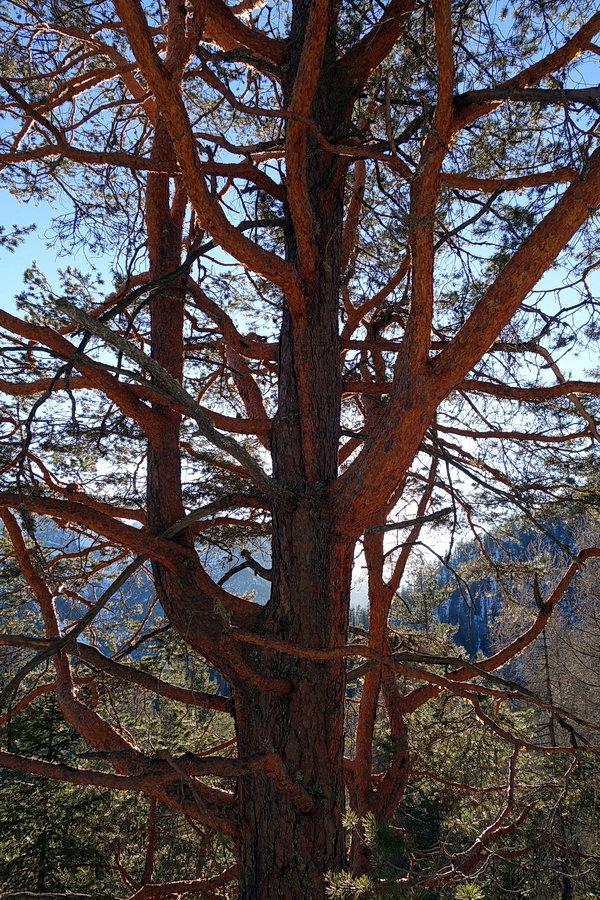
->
xmin=235 ymin=532 xmax=353 ymax=898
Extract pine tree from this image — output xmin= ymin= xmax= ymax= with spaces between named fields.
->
xmin=1 ymin=0 xmax=600 ymax=895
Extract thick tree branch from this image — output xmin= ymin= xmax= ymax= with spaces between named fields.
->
xmin=456 ymin=85 xmax=600 ymax=111
xmin=200 ymin=0 xmax=284 ymax=66
xmin=340 ymin=0 xmax=418 ymax=91
xmin=461 ymin=377 xmax=600 ymax=402
xmin=128 ymin=865 xmax=238 ymax=899
xmin=0 ymin=751 xmax=237 ymax=834
xmin=442 ymin=167 xmax=577 ymax=192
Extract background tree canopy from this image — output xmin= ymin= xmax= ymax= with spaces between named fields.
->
xmin=1 ymin=0 xmax=600 ymax=895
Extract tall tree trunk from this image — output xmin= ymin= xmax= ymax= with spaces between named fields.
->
xmin=144 ymin=125 xmax=194 ymax=638
xmin=234 ymin=280 xmax=351 ymax=893
xmin=235 ymin=521 xmax=353 ymax=898
xmin=234 ymin=266 xmax=351 ymax=894
xmin=234 ymin=34 xmax=354 ymax=887
xmin=145 ymin=124 xmax=186 ymax=536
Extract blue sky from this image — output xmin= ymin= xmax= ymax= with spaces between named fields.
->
xmin=1 ymin=189 xmax=112 ymax=314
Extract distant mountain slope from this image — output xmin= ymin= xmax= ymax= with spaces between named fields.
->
xmin=434 ymin=520 xmax=577 ymax=657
